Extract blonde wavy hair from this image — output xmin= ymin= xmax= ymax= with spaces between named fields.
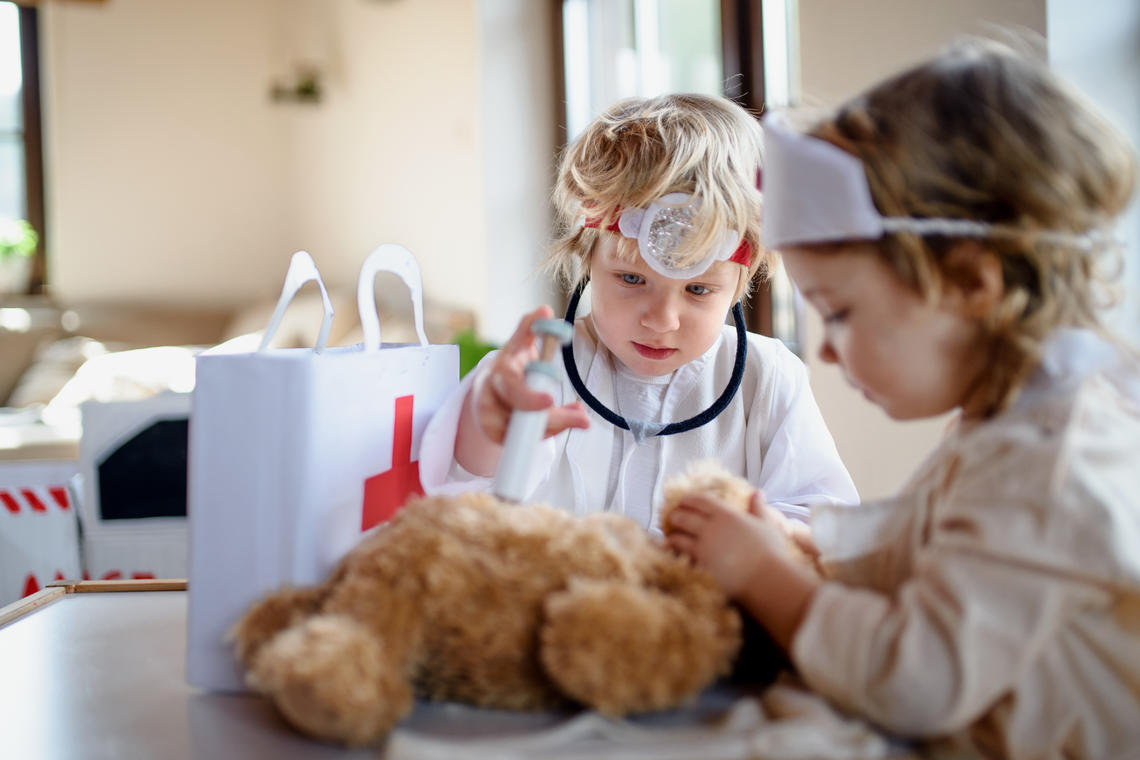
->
xmin=809 ymin=37 xmax=1137 ymax=416
xmin=547 ymin=93 xmax=768 ymax=301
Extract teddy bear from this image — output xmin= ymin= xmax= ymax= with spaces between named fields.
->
xmin=229 ymin=462 xmax=783 ymax=747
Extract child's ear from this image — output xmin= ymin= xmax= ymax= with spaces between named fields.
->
xmin=941 ymin=241 xmax=1004 ymax=318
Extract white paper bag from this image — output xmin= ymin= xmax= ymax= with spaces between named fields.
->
xmin=185 ymin=246 xmax=459 ymax=691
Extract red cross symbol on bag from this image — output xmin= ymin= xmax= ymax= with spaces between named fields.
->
xmin=360 ymin=395 xmax=424 ymax=531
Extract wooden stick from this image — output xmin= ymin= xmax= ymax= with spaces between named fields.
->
xmin=0 ymin=586 xmax=66 ymax=628
xmin=1 ymin=579 xmax=188 ymax=628
xmin=47 ymin=578 xmax=188 ymax=593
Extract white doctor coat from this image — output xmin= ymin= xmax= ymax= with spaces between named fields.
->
xmin=419 ymin=321 xmax=857 ymax=531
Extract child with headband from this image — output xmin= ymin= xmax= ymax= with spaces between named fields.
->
xmin=667 ymin=39 xmax=1140 ymax=757
xmin=420 ymin=93 xmax=857 ymax=531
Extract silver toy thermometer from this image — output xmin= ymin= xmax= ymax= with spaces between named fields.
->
xmin=492 ymin=318 xmax=575 ymax=502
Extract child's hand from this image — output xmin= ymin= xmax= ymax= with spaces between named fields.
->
xmin=666 ymin=490 xmax=799 ymax=598
xmin=785 ymin=519 xmax=823 ymax=573
xmin=668 ymin=491 xmax=821 ymax=651
xmin=471 ymin=305 xmax=590 ymax=445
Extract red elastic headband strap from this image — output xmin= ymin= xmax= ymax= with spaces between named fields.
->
xmin=729 ymin=239 xmax=752 ymax=268
xmin=582 ymin=206 xmax=622 ymax=232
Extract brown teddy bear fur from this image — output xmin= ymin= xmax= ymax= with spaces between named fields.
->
xmin=230 ymin=464 xmax=757 ymax=747
xmin=659 ymin=459 xmax=758 ymax=534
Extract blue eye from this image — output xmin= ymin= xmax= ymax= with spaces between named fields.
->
xmin=687 ymin=284 xmax=711 ymax=296
xmin=620 ymin=273 xmax=644 ymax=285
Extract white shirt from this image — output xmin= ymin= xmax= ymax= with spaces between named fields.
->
xmin=603 ymin=365 xmax=671 ymax=526
xmin=420 ymin=321 xmax=857 ymax=532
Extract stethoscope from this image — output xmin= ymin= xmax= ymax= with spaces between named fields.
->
xmin=560 ymin=281 xmax=748 ymax=437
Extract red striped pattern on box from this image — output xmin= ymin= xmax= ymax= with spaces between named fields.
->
xmin=0 ymin=486 xmax=70 ymax=515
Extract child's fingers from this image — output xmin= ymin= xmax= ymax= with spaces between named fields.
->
xmin=472 ymin=372 xmax=513 ymax=443
xmin=787 ymin=521 xmax=820 ymax=559
xmin=747 ymin=490 xmax=768 ymax=516
xmin=666 ymin=531 xmax=697 ymax=558
xmin=543 ymin=402 xmax=591 ymax=437
xmin=665 ymin=505 xmax=706 ymax=536
xmin=674 ymin=493 xmax=724 ymax=517
xmin=501 ymin=305 xmax=554 ymax=356
xmin=473 ymin=392 xmax=509 ymax=442
xmin=490 ymin=371 xmax=556 ymax=412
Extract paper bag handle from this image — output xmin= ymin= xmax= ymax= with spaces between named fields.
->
xmin=357 ymin=243 xmax=429 ymax=352
xmin=258 ymin=250 xmax=334 ymax=354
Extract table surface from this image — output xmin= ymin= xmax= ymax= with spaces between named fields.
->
xmin=0 ymin=585 xmax=913 ymax=760
xmin=0 ymin=587 xmax=754 ymax=760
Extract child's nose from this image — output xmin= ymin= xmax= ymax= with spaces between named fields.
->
xmin=641 ymin=295 xmax=681 ymax=333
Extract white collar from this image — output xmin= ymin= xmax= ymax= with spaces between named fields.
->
xmin=1017 ymin=327 xmax=1140 ymax=407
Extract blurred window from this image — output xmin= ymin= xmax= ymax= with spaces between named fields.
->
xmin=0 ymin=2 xmax=25 ymax=221
xmin=0 ymin=1 xmax=43 ymax=295
xmin=562 ymin=0 xmax=723 ymax=140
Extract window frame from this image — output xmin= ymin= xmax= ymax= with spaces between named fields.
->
xmin=6 ymin=3 xmax=45 ymax=296
xmin=719 ymin=0 xmax=774 ymax=338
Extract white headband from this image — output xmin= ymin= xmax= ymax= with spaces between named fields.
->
xmin=583 ymin=193 xmax=750 ymax=279
xmin=760 ymin=112 xmax=1106 ymax=252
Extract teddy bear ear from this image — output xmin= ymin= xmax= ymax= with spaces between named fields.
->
xmin=678 ymin=460 xmax=752 ymax=503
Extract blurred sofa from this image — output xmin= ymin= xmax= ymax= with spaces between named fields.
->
xmin=1 ymin=284 xmax=476 ymax=424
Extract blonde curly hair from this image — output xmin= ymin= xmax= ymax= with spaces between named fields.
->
xmin=547 ymin=93 xmax=768 ymax=301
xmin=809 ymin=37 xmax=1137 ymax=416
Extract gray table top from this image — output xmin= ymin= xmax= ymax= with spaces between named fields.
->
xmin=3 ymin=588 xmax=854 ymax=760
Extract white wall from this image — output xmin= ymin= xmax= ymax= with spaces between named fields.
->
xmin=40 ymin=0 xmax=489 ymax=320
xmin=477 ymin=0 xmax=561 ymax=343
xmin=795 ymin=0 xmax=1047 ymax=500
xmin=798 ymin=0 xmax=1047 ymax=107
xmin=1045 ymin=0 xmax=1140 ymax=340
xmin=41 ymin=0 xmax=293 ymax=308
xmin=278 ymin=0 xmax=486 ymax=309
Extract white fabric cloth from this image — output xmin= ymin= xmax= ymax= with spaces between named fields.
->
xmin=419 ymin=321 xmax=858 ymax=532
xmin=792 ymin=328 xmax=1140 ymax=759
xmin=386 ymin=680 xmax=913 ymax=760
xmin=608 ymin=365 xmax=671 ymax=523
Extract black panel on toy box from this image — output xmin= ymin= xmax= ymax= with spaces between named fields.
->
xmin=98 ymin=419 xmax=189 ymax=520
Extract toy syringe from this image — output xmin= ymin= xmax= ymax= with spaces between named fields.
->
xmin=492 ymin=318 xmax=575 ymax=502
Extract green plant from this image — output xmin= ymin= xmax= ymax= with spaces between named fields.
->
xmin=452 ymin=328 xmax=499 ymax=378
xmin=0 ymin=219 xmax=38 ymax=262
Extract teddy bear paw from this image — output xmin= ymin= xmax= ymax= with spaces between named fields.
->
xmin=248 ymin=614 xmax=413 ymax=747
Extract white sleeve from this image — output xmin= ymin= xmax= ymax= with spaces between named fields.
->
xmin=418 ymin=349 xmax=563 ymax=499
xmin=418 ymin=350 xmax=497 ymax=495
xmin=792 ymin=542 xmax=1067 ymax=736
xmin=749 ymin=343 xmax=859 ymax=520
